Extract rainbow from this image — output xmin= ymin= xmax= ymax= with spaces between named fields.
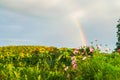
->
xmin=76 ymin=19 xmax=87 ymax=46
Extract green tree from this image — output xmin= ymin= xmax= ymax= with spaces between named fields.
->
xmin=116 ymin=19 xmax=120 ymax=50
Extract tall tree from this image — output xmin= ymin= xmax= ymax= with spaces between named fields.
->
xmin=116 ymin=19 xmax=120 ymax=50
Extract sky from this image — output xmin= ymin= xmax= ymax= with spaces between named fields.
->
xmin=0 ymin=0 xmax=120 ymax=50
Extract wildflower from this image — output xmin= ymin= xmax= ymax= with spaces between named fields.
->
xmin=88 ymin=55 xmax=91 ymax=58
xmin=20 ymin=53 xmax=25 ymax=58
xmin=117 ymin=49 xmax=120 ymax=53
xmin=73 ymin=63 xmax=77 ymax=70
xmin=64 ymin=66 xmax=69 ymax=71
xmin=73 ymin=48 xmax=79 ymax=54
xmin=82 ymin=56 xmax=87 ymax=60
xmin=71 ymin=56 xmax=76 ymax=64
xmin=71 ymin=56 xmax=77 ymax=70
xmin=89 ymin=47 xmax=94 ymax=53
xmin=71 ymin=56 xmax=75 ymax=60
xmin=72 ymin=60 xmax=76 ymax=65
xmin=97 ymin=44 xmax=101 ymax=50
xmin=81 ymin=52 xmax=84 ymax=55
xmin=105 ymin=48 xmax=109 ymax=52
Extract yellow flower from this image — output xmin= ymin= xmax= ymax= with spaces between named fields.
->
xmin=20 ymin=53 xmax=25 ymax=58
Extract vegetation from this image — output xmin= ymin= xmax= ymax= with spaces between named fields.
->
xmin=0 ymin=45 xmax=120 ymax=80
xmin=116 ymin=19 xmax=120 ymax=50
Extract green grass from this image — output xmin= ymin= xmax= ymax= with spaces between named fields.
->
xmin=0 ymin=46 xmax=120 ymax=80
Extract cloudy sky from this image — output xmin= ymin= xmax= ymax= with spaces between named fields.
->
xmin=0 ymin=0 xmax=120 ymax=50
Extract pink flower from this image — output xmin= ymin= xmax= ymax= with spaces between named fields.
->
xmin=117 ymin=49 xmax=120 ymax=53
xmin=89 ymin=47 xmax=94 ymax=52
xmin=73 ymin=50 xmax=78 ymax=54
xmin=73 ymin=63 xmax=77 ymax=70
xmin=71 ymin=56 xmax=77 ymax=70
xmin=72 ymin=60 xmax=76 ymax=65
xmin=73 ymin=48 xmax=79 ymax=54
xmin=71 ymin=56 xmax=76 ymax=64
xmin=97 ymin=45 xmax=101 ymax=50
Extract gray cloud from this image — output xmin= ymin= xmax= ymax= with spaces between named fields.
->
xmin=0 ymin=0 xmax=120 ymax=49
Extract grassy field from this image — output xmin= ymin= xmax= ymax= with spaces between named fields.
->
xmin=0 ymin=46 xmax=120 ymax=80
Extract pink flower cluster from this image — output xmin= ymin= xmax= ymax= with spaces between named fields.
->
xmin=71 ymin=56 xmax=77 ymax=70
xmin=73 ymin=48 xmax=79 ymax=55
xmin=89 ymin=47 xmax=94 ymax=53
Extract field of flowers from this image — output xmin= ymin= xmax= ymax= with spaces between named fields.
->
xmin=0 ymin=45 xmax=120 ymax=80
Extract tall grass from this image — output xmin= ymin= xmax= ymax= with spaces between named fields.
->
xmin=0 ymin=46 xmax=120 ymax=80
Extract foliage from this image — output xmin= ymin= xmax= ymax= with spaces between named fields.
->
xmin=116 ymin=19 xmax=120 ymax=50
xmin=0 ymin=46 xmax=120 ymax=80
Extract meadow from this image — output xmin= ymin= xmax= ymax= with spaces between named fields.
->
xmin=0 ymin=45 xmax=120 ymax=80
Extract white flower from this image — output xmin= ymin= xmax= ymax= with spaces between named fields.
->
xmin=64 ymin=66 xmax=69 ymax=71
xmin=82 ymin=56 xmax=87 ymax=60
